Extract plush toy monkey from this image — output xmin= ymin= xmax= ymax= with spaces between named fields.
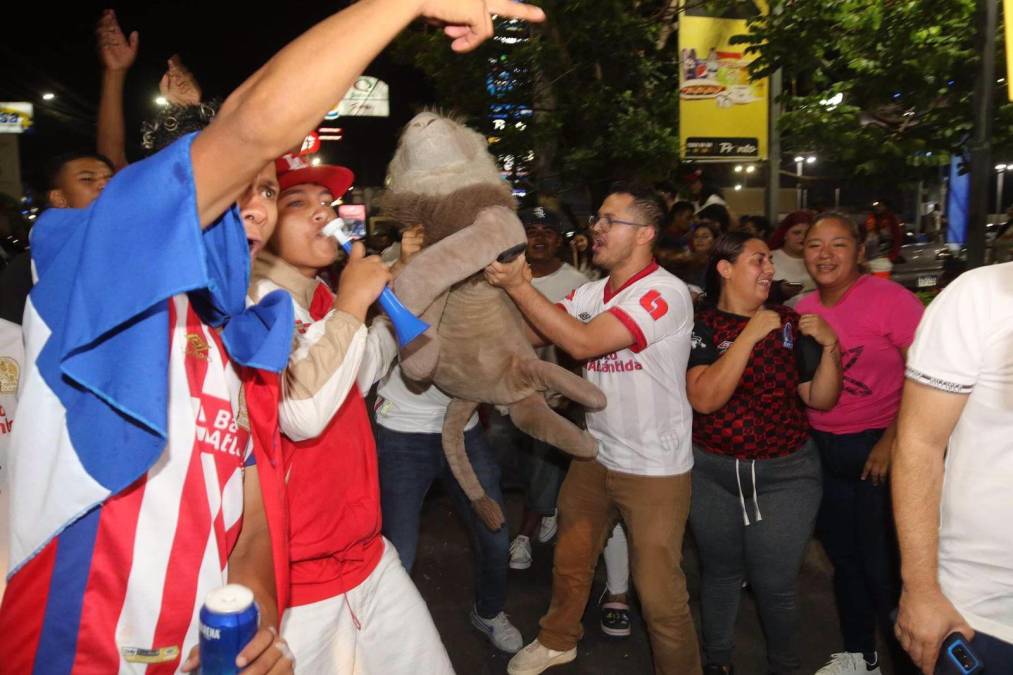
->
xmin=381 ymin=112 xmax=607 ymax=530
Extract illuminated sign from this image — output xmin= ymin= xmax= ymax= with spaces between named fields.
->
xmin=324 ymin=77 xmax=390 ymax=120
xmin=0 ymin=103 xmax=33 ymax=134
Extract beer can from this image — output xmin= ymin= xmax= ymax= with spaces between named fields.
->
xmin=198 ymin=584 xmax=259 ymax=674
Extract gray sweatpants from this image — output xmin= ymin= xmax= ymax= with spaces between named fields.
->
xmin=689 ymin=441 xmax=821 ymax=673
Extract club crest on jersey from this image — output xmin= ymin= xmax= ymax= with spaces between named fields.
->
xmin=578 ymin=312 xmax=592 ymax=322
xmin=0 ymin=357 xmax=18 ymax=394
xmin=782 ymin=323 xmax=794 ymax=349
xmin=185 ymin=333 xmax=210 ymax=361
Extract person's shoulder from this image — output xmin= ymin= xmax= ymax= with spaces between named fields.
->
xmin=646 ymin=264 xmax=691 ymax=290
xmin=794 ymin=290 xmax=819 ymax=312
xmin=769 ymin=304 xmax=799 ymax=322
xmin=566 ymin=275 xmax=606 ymax=302
xmin=556 ymin=262 xmax=591 ymax=285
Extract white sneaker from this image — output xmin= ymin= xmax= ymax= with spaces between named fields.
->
xmin=815 ymin=652 xmax=882 ymax=675
xmin=537 ymin=510 xmax=558 ymax=543
xmin=509 ymin=535 xmax=532 ymax=570
xmin=507 ymin=639 xmax=577 ymax=675
xmin=470 ymin=607 xmax=524 ymax=653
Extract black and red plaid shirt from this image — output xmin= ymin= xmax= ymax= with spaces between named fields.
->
xmin=689 ymin=305 xmax=821 ymax=460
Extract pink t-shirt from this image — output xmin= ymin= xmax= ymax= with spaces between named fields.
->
xmin=795 ymin=275 xmax=924 ymax=434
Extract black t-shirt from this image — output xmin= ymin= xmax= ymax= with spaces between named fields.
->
xmin=689 ymin=305 xmax=821 ymax=460
xmin=0 ymin=252 xmax=32 ymax=325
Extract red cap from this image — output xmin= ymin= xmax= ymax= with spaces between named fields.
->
xmin=274 ymin=152 xmax=355 ymax=198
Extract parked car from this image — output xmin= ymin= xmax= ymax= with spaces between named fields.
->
xmin=889 ymin=242 xmax=964 ymax=290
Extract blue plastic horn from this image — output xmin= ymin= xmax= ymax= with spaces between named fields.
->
xmin=322 ymin=218 xmax=429 ymax=347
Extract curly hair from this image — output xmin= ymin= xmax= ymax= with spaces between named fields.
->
xmin=140 ymin=99 xmax=220 ymax=155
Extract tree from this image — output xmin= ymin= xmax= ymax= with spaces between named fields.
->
xmin=390 ymin=0 xmax=687 ymax=198
xmin=736 ymin=0 xmax=1013 ymax=181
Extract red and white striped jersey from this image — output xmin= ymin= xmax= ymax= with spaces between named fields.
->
xmin=0 ymin=294 xmax=252 ymax=672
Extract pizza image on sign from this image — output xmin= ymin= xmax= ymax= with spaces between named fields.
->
xmin=680 ymin=79 xmax=726 ymax=100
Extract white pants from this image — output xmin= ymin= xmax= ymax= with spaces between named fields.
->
xmin=603 ymin=523 xmax=629 ymax=595
xmin=281 ymin=539 xmax=454 ymax=674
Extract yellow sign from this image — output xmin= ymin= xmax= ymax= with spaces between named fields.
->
xmin=1006 ymin=0 xmax=1013 ymax=101
xmin=0 ymin=103 xmax=33 ymax=135
xmin=679 ymin=16 xmax=768 ymax=160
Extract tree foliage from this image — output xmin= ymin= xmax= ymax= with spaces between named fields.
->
xmin=390 ymin=0 xmax=686 ymax=193
xmin=736 ymin=0 xmax=1013 ymax=180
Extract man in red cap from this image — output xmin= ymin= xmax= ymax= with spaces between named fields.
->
xmin=249 ymin=155 xmax=451 ymax=673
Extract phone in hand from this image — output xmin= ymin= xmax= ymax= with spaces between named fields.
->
xmin=935 ymin=632 xmax=984 ymax=675
xmin=496 ymin=242 xmax=528 ymax=264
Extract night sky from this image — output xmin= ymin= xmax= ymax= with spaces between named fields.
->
xmin=0 ymin=2 xmax=435 ymax=194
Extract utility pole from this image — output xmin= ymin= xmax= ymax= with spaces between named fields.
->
xmin=966 ymin=0 xmax=998 ymax=268
xmin=765 ymin=67 xmax=782 ymax=225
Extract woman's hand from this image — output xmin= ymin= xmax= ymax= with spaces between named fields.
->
xmin=739 ymin=309 xmax=781 ymax=346
xmin=799 ymin=313 xmax=838 ymax=348
xmin=861 ymin=435 xmax=891 ymax=486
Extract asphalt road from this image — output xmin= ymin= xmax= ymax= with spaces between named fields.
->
xmin=410 ymin=487 xmax=898 ymax=675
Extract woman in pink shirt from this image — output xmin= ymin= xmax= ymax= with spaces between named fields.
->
xmin=796 ymin=213 xmax=923 ymax=675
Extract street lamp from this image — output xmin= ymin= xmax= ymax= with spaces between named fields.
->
xmin=794 ymin=155 xmax=816 ymax=208
xmin=996 ymin=163 xmax=1008 ymax=216
xmin=41 ymin=92 xmax=55 ymax=101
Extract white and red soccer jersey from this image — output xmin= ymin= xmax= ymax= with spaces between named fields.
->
xmin=560 ymin=262 xmax=695 ymax=476
xmin=0 ymin=294 xmax=252 ymax=672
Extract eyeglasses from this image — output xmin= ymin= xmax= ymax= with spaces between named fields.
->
xmin=587 ymin=214 xmax=649 ymax=232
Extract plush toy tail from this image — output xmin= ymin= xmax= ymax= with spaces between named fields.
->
xmin=442 ymin=398 xmax=506 ymax=531
xmin=472 ymin=496 xmax=506 ymax=532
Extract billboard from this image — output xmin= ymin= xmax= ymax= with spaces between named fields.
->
xmin=324 ymin=77 xmax=389 ymax=120
xmin=678 ymin=17 xmax=768 ymax=161
xmin=0 ymin=103 xmax=33 ymax=134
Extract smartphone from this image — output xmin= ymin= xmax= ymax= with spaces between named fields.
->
xmin=337 ymin=205 xmax=367 ymax=240
xmin=496 ymin=242 xmax=528 ymax=264
xmin=935 ymin=633 xmax=984 ymax=675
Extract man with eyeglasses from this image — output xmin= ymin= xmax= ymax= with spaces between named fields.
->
xmin=486 ymin=183 xmax=701 ymax=675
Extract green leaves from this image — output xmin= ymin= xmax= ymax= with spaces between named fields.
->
xmin=747 ymin=0 xmax=1011 ymax=181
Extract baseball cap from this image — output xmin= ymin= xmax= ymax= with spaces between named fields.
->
xmin=274 ymin=152 xmax=355 ymax=198
xmin=518 ymin=206 xmax=565 ymax=234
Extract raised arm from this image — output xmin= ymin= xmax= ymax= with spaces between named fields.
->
xmin=191 ymin=0 xmax=545 ymax=228
xmin=95 ymin=9 xmax=138 ymax=171
xmin=485 ymin=255 xmax=634 ymax=360
xmin=796 ymin=314 xmax=842 ymax=410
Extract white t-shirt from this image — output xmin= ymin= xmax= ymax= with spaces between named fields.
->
xmin=375 ymin=364 xmax=479 ymax=434
xmin=532 ymin=263 xmax=589 ymax=364
xmin=771 ymin=248 xmax=815 ymax=291
xmin=905 ymin=262 xmax=1013 ymax=643
xmin=560 ymin=263 xmax=694 ymax=476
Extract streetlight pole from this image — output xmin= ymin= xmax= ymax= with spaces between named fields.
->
xmin=966 ymin=0 xmax=998 ymax=268
xmin=996 ymin=163 xmax=1007 ymax=217
xmin=795 ymin=155 xmax=804 ymax=209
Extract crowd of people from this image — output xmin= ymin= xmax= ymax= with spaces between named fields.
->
xmin=0 ymin=3 xmax=1011 ymax=675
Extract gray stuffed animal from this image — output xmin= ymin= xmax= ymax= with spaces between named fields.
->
xmin=382 ymin=112 xmax=606 ymax=530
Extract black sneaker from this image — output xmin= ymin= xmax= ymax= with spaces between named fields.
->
xmin=599 ymin=596 xmax=631 ymax=638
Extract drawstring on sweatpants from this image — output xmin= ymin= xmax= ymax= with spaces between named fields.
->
xmin=734 ymin=458 xmax=763 ymax=526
